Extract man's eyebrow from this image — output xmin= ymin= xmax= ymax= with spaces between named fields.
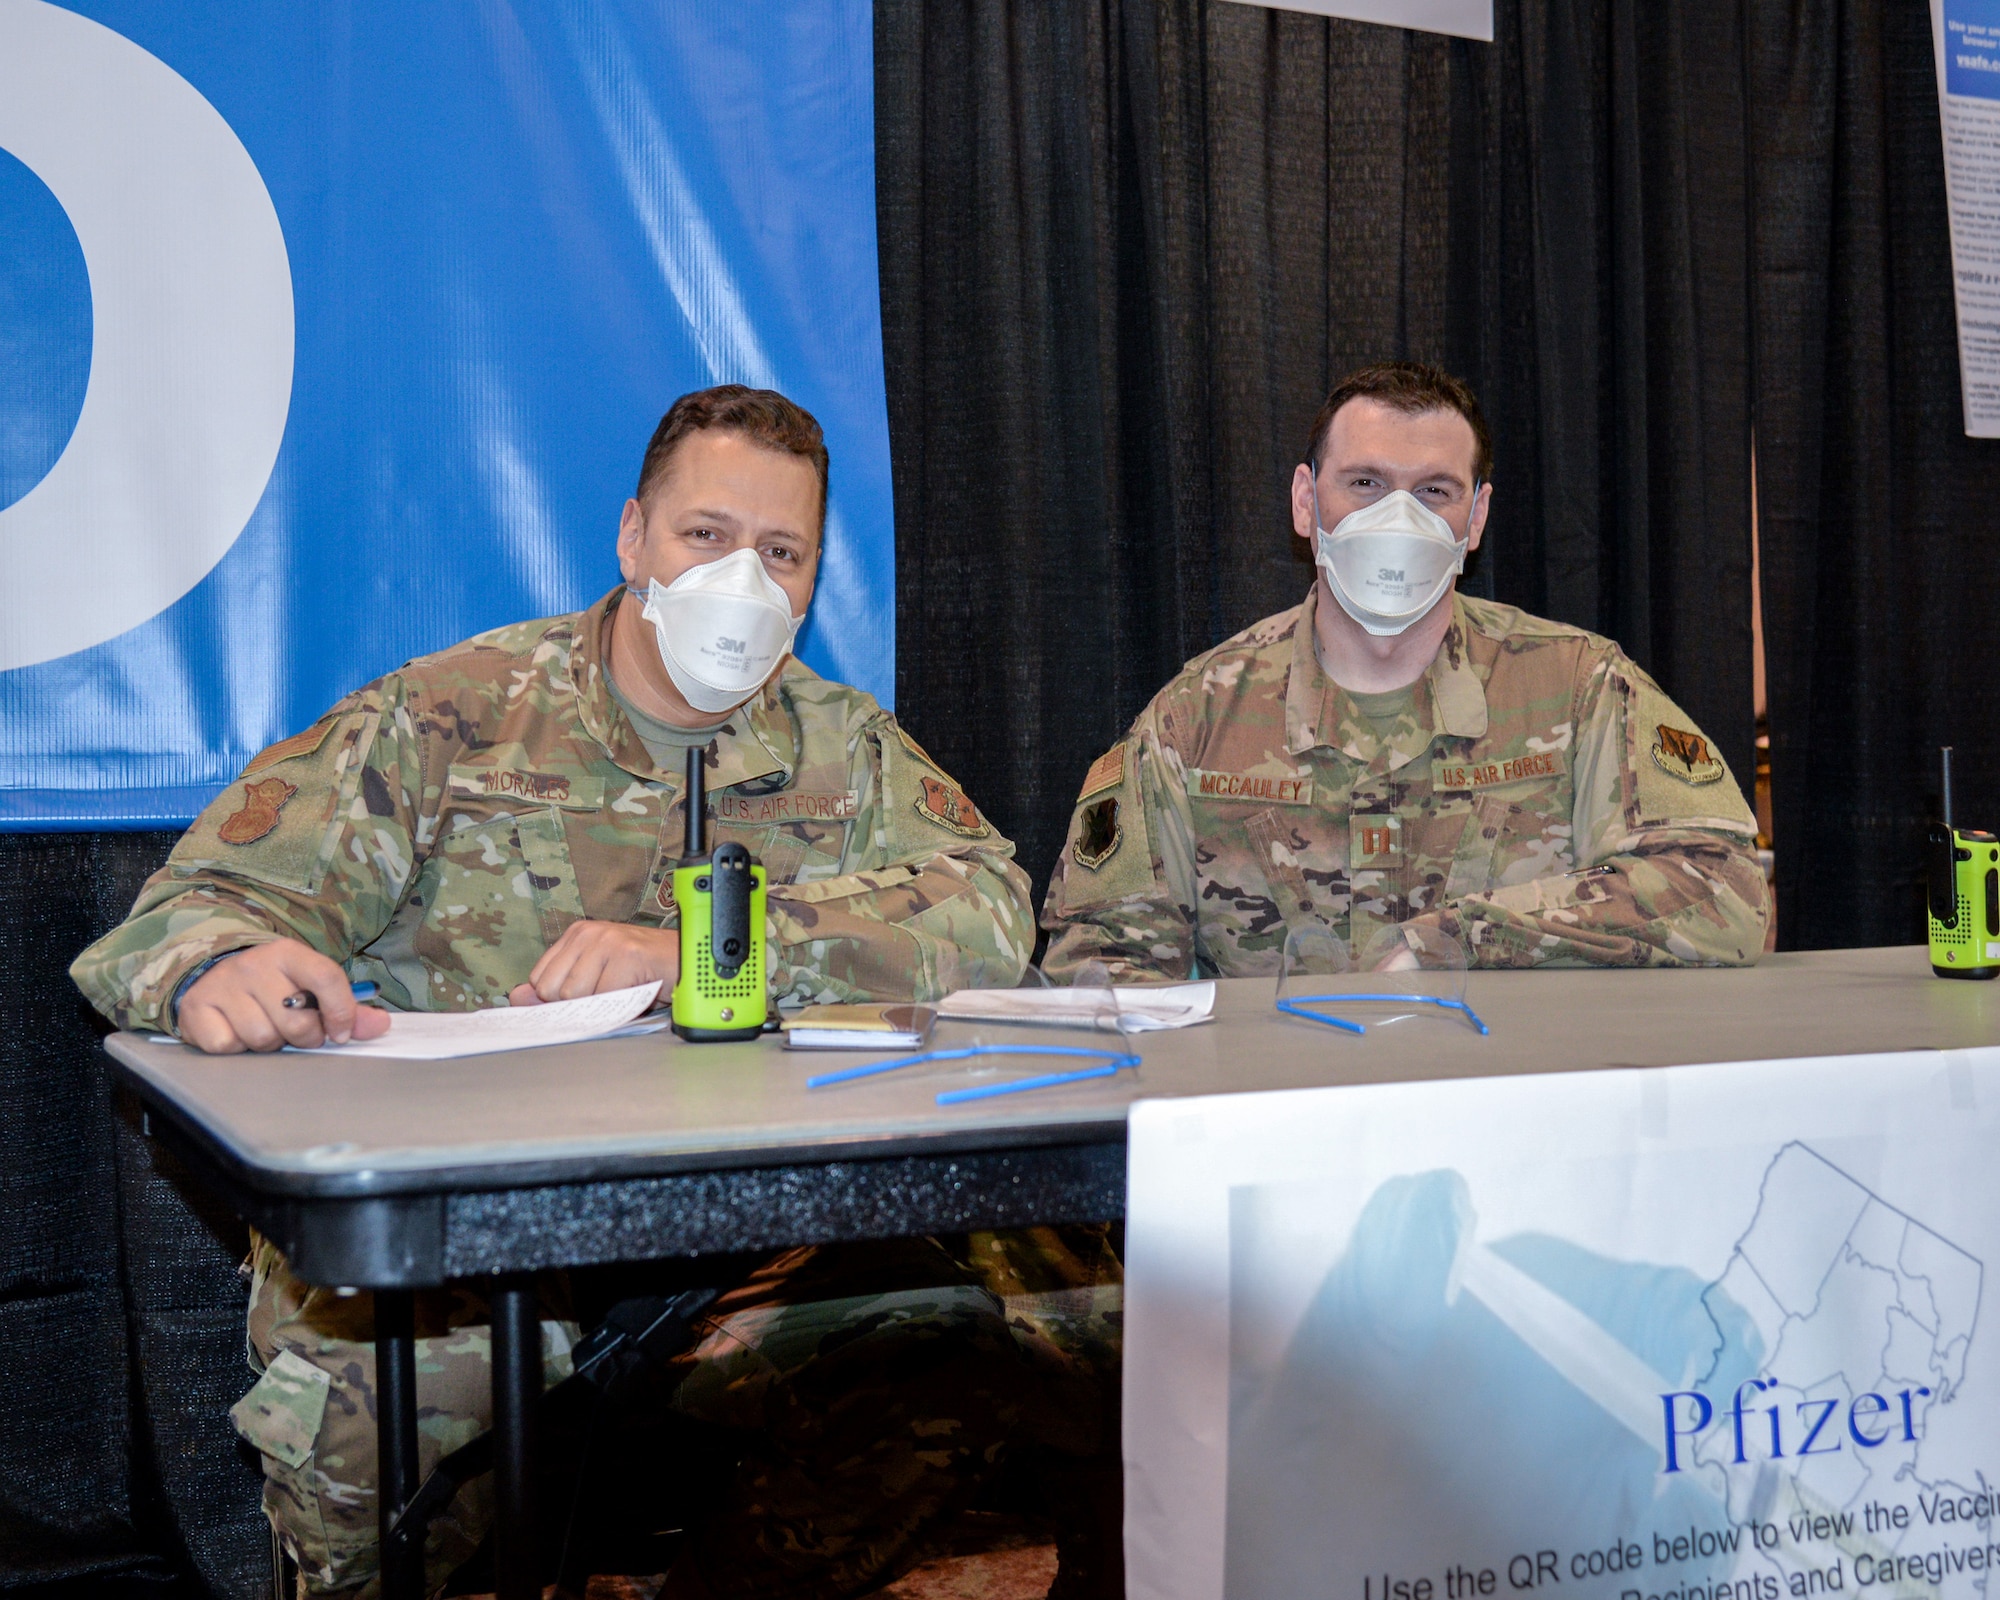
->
xmin=675 ymin=507 xmax=815 ymax=546
xmin=1331 ymin=460 xmax=1470 ymax=485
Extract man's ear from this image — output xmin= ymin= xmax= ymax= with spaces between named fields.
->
xmin=1291 ymin=463 xmax=1317 ymax=543
xmin=616 ymin=497 xmax=645 ymax=582
xmin=1466 ymin=481 xmax=1492 ymax=554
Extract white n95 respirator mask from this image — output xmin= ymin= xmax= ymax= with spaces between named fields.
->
xmin=1314 ymin=486 xmax=1472 ymax=637
xmin=634 ymin=547 xmax=800 ymax=714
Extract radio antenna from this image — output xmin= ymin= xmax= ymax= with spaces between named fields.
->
xmin=683 ymin=744 xmax=707 ymax=862
xmin=1943 ymin=746 xmax=1956 ymax=831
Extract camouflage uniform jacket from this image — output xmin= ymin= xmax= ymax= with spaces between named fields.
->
xmin=73 ymin=588 xmax=1034 ymax=1029
xmin=1042 ymin=586 xmax=1768 ymax=979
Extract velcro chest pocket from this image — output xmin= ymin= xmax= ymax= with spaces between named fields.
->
xmin=413 ymin=806 xmax=580 ymax=1003
xmin=1431 ymin=747 xmax=1575 ymax=887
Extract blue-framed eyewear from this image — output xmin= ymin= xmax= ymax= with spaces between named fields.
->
xmin=806 ymin=1044 xmax=1142 ymax=1104
xmin=1275 ymin=992 xmax=1490 ymax=1036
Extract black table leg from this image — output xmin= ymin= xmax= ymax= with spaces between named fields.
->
xmin=491 ymin=1275 xmax=541 ymax=1600
xmin=376 ymin=1290 xmax=423 ymax=1600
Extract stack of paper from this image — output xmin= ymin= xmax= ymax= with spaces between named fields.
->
xmin=937 ymin=981 xmax=1215 ymax=1033
xmin=294 ymin=981 xmax=663 ymax=1060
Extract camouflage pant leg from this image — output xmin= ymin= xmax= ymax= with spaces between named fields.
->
xmin=229 ymin=1232 xmax=577 ymax=1599
xmin=667 ymin=1276 xmax=1100 ymax=1600
xmin=964 ymin=1224 xmax=1125 ymax=1374
xmin=964 ymin=1226 xmax=1125 ymax=1600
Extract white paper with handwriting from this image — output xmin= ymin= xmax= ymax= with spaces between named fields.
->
xmin=293 ymin=981 xmax=662 ymax=1059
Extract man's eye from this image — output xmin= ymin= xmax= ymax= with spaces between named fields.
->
xmin=763 ymin=547 xmax=797 ymax=565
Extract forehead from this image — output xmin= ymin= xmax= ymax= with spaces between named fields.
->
xmin=1323 ymin=397 xmax=1478 ymax=479
xmin=647 ymin=429 xmax=822 ymax=531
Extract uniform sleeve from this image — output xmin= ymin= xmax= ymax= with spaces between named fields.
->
xmin=1407 ymin=655 xmax=1769 ymax=968
xmin=763 ymin=721 xmax=1034 ymax=1003
xmin=69 ymin=684 xmax=434 ymax=1032
xmin=1040 ymin=704 xmax=1203 ymax=984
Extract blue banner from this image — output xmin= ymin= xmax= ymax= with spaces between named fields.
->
xmin=0 ymin=0 xmax=893 ymax=828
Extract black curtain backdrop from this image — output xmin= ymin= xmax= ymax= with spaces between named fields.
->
xmin=1750 ymin=0 xmax=2000 ymax=950
xmin=876 ymin=0 xmax=1757 ymax=909
xmin=0 ymin=833 xmax=261 ymax=1599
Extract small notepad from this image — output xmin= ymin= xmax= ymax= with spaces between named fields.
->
xmin=780 ymin=1003 xmax=937 ymax=1051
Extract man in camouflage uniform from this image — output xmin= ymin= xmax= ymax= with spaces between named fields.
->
xmin=1044 ymin=361 xmax=1768 ymax=978
xmin=74 ymin=387 xmax=1113 ymax=1598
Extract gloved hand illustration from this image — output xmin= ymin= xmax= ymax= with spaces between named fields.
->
xmin=1224 ymin=1169 xmax=1760 ymax=1599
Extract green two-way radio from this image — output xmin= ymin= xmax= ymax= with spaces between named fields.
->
xmin=1927 ymin=746 xmax=2000 ymax=980
xmin=670 ymin=744 xmax=770 ymax=1039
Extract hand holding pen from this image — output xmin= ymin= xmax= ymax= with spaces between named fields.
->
xmin=282 ymin=980 xmax=379 ymax=1010
xmin=176 ymin=938 xmax=391 ymax=1054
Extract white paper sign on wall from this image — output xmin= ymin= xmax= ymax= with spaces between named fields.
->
xmin=1124 ymin=1047 xmax=2000 ymax=1600
xmin=1931 ymin=0 xmax=2000 ymax=437
xmin=1218 ymin=0 xmax=1493 ymax=43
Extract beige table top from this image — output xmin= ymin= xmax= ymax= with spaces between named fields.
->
xmin=105 ymin=945 xmax=2000 ymax=1193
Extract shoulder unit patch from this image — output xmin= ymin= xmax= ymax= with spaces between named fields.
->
xmin=1651 ymin=724 xmax=1725 ymax=785
xmin=914 ymin=773 xmax=988 ymax=838
xmin=1073 ymin=796 xmax=1121 ymax=869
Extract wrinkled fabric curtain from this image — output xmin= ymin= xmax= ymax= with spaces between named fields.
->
xmin=0 ymin=832 xmax=264 ymax=1596
xmin=876 ymin=0 xmax=1755 ymax=907
xmin=1750 ymin=0 xmax=2000 ymax=950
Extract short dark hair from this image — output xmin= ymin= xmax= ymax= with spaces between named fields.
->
xmin=635 ymin=385 xmax=830 ymax=529
xmin=1306 ymin=361 xmax=1493 ymax=483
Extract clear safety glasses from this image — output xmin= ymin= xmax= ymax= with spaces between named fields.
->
xmin=807 ymin=960 xmax=1146 ymax=1104
xmin=1274 ymin=923 xmax=1489 ymax=1036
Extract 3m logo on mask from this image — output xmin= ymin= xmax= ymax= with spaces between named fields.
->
xmin=1314 ymin=488 xmax=1470 ymax=638
xmin=637 ymin=548 xmax=801 ymax=715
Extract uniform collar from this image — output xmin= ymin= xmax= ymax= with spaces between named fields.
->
xmin=1285 ymin=586 xmax=1489 ymax=768
xmin=572 ymin=587 xmax=795 ymax=790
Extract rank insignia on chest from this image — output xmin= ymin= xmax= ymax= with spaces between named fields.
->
xmin=1350 ymin=813 xmax=1403 ymax=867
xmin=1652 ymin=724 xmax=1725 ymax=785
xmin=915 ymin=774 xmax=988 ymax=837
xmin=1074 ymin=796 xmax=1121 ymax=869
xmin=218 ymin=778 xmax=298 ymax=845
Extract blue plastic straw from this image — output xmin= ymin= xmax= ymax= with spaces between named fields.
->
xmin=1276 ymin=992 xmax=1489 ymax=1036
xmin=806 ymin=1043 xmax=1141 ymax=1104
